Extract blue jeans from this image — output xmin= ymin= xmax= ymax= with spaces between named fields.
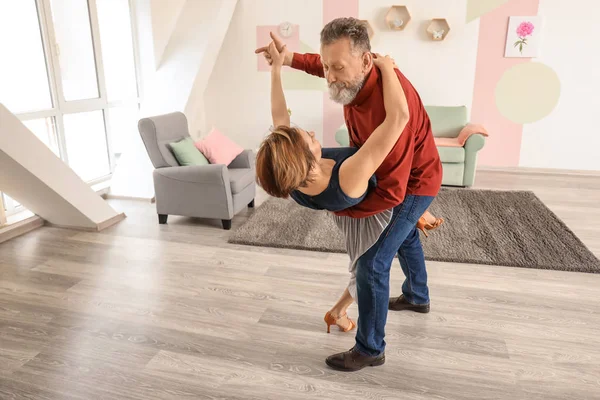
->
xmin=354 ymin=195 xmax=434 ymax=357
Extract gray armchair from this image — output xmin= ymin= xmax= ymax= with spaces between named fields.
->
xmin=138 ymin=112 xmax=255 ymax=230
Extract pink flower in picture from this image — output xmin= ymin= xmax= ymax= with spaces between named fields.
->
xmin=516 ymin=21 xmax=534 ymax=37
xmin=514 ymin=21 xmax=535 ymax=54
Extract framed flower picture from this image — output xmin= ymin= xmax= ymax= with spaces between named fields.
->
xmin=504 ymin=16 xmax=544 ymax=58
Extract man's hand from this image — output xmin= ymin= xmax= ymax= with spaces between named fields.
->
xmin=268 ymin=42 xmax=287 ymax=69
xmin=255 ymin=32 xmax=293 ymax=67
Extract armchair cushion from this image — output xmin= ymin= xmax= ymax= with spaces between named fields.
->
xmin=195 ymin=128 xmax=244 ymax=165
xmin=437 ymin=146 xmax=465 ymax=163
xmin=229 ymin=168 xmax=255 ymax=194
xmin=169 ymin=137 xmax=209 ymax=166
xmin=154 ymin=164 xmax=228 ymax=185
xmin=425 ymin=105 xmax=468 ymax=138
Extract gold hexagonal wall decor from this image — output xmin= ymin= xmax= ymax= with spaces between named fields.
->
xmin=427 ymin=18 xmax=450 ymax=41
xmin=385 ymin=6 xmax=411 ymax=31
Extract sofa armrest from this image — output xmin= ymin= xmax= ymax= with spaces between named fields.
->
xmin=462 ymin=134 xmax=486 ymax=187
xmin=155 ymin=164 xmax=229 ymax=185
xmin=228 ymin=150 xmax=254 ymax=169
xmin=464 ymin=133 xmax=486 ymax=153
xmin=457 ymin=123 xmax=489 ymax=145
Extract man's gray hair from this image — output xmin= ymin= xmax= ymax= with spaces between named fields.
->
xmin=320 ymin=17 xmax=371 ymax=54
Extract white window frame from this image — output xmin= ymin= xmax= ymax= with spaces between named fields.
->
xmin=1 ymin=0 xmax=142 ymax=215
xmin=11 ymin=0 xmax=141 ymax=179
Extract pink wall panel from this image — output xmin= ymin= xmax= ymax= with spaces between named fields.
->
xmin=472 ymin=0 xmax=540 ymax=166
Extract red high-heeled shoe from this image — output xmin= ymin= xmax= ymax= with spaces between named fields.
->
xmin=417 ymin=216 xmax=444 ymax=238
xmin=324 ymin=311 xmax=356 ymax=333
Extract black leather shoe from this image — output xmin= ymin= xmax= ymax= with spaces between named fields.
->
xmin=388 ymin=295 xmax=430 ymax=313
xmin=325 ymin=347 xmax=385 ymax=372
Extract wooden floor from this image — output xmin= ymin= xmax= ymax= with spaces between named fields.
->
xmin=1 ymin=170 xmax=599 ymax=400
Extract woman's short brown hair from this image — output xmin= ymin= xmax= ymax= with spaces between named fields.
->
xmin=255 ymin=125 xmax=316 ymax=198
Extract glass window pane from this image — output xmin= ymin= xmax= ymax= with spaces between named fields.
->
xmin=49 ymin=0 xmax=99 ymax=101
xmin=2 ymin=193 xmax=21 ymax=213
xmin=96 ymin=0 xmax=138 ymax=102
xmin=22 ymin=117 xmax=60 ymax=157
xmin=63 ymin=111 xmax=111 ymax=182
xmin=2 ymin=193 xmax=9 ymax=213
xmin=105 ymin=105 xmax=139 ymax=163
xmin=0 ymin=0 xmax=52 ymax=113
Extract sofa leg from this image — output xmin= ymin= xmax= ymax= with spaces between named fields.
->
xmin=222 ymin=219 xmax=232 ymax=230
xmin=158 ymin=214 xmax=168 ymax=224
xmin=248 ymin=199 xmax=255 ymax=208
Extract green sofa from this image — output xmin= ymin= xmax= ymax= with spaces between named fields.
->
xmin=334 ymin=105 xmax=486 ymax=187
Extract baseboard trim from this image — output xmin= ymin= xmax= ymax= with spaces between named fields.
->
xmin=45 ymin=212 xmax=127 ymax=232
xmin=44 ymin=222 xmax=97 ymax=232
xmin=105 ymin=194 xmax=155 ymax=203
xmin=478 ymin=166 xmax=600 ymax=177
xmin=97 ymin=212 xmax=127 ymax=231
xmin=0 ymin=216 xmax=44 ymax=244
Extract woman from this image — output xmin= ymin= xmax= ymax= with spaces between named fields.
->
xmin=256 ymin=42 xmax=442 ymax=333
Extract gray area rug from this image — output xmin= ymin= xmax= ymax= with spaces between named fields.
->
xmin=229 ymin=189 xmax=600 ymax=273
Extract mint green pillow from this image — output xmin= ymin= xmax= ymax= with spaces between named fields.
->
xmin=169 ymin=137 xmax=209 ymax=166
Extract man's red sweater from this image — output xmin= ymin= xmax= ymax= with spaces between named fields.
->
xmin=291 ymin=53 xmax=443 ymax=218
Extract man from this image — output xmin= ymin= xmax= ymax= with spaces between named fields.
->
xmin=256 ymin=18 xmax=442 ymax=371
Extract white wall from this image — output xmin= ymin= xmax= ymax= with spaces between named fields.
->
xmin=150 ymin=0 xmax=186 ymax=68
xmin=520 ymin=0 xmax=600 ymax=171
xmin=360 ymin=1 xmax=479 ymax=108
xmin=111 ymin=0 xmax=238 ymax=199
xmin=184 ymin=1 xmax=240 ymax=137
xmin=204 ymin=0 xmax=325 ymax=149
xmin=203 ymin=0 xmax=479 ymax=149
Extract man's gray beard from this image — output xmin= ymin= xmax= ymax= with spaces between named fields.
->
xmin=328 ymin=74 xmax=366 ymax=105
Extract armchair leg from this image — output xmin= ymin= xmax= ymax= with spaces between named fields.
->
xmin=158 ymin=214 xmax=168 ymax=224
xmin=222 ymin=219 xmax=232 ymax=230
xmin=248 ymin=199 xmax=255 ymax=208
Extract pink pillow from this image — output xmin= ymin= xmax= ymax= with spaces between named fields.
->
xmin=194 ymin=128 xmax=244 ymax=165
